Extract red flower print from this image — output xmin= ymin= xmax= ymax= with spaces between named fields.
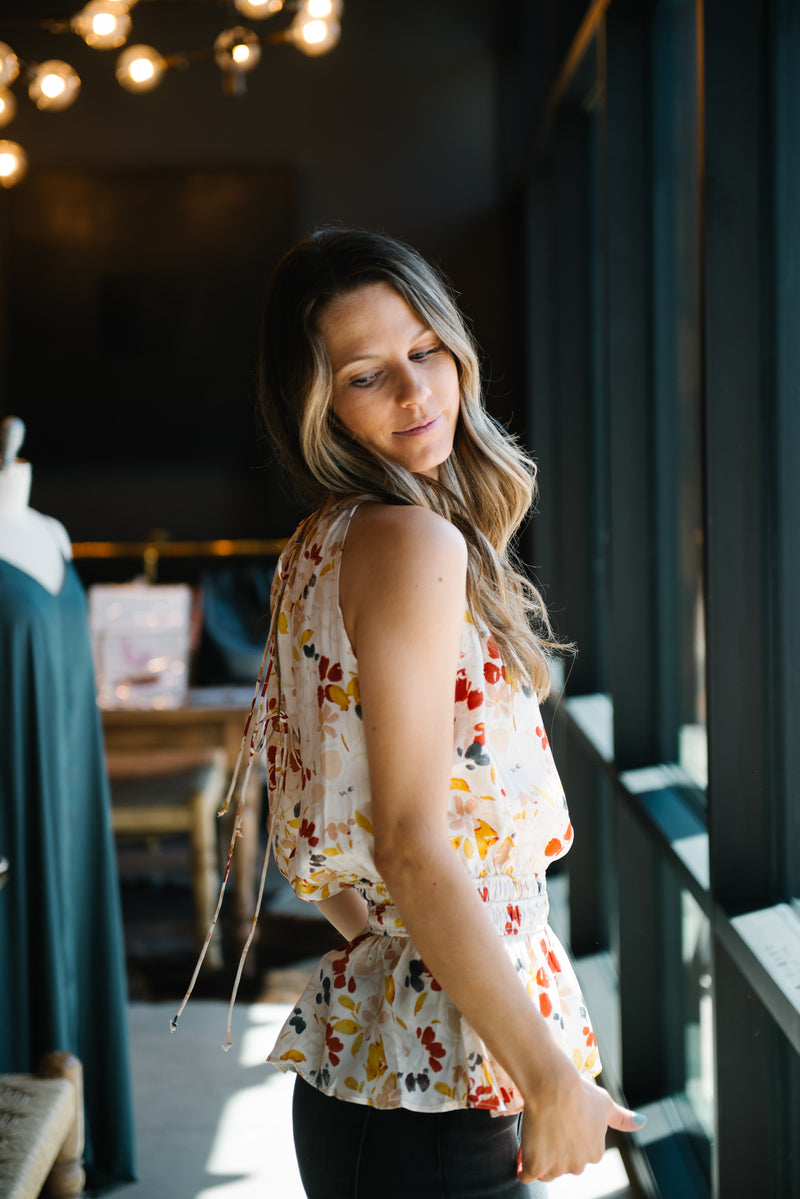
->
xmin=469 ymin=1084 xmax=501 ymax=1111
xmin=417 ymin=1026 xmax=446 ymax=1072
xmin=544 ymin=838 xmax=562 ymax=857
xmin=484 ymin=661 xmax=502 ymax=685
xmin=535 ymin=725 xmax=549 ymax=751
xmin=318 ymin=656 xmax=344 ymax=685
xmin=329 ymin=952 xmax=358 ymax=994
xmin=486 ymin=635 xmax=501 ymax=659
xmin=331 ymin=954 xmax=348 ymax=988
xmin=455 ymin=671 xmax=483 ymax=709
xmin=505 ymin=904 xmax=521 ymax=935
xmin=299 ymin=819 xmax=319 ymax=847
xmin=325 ymin=1023 xmax=344 ymax=1065
xmin=473 ymin=722 xmax=486 ymax=746
xmin=539 ymin=993 xmax=552 ymax=1018
xmin=545 ymin=947 xmax=561 ymax=973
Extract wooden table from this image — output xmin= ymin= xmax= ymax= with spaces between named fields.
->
xmin=101 ymin=686 xmax=264 ymax=963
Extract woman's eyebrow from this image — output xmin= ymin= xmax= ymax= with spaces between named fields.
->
xmin=331 ymin=326 xmax=435 ymax=373
xmin=332 ymin=351 xmax=381 ymax=373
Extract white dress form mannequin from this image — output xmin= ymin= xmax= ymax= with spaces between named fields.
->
xmin=0 ymin=425 xmax=136 ymax=1184
xmin=0 ymin=421 xmax=70 ymax=595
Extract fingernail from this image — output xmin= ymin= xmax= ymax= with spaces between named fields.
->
xmin=632 ymin=1112 xmax=648 ymax=1127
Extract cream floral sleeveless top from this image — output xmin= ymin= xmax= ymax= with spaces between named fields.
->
xmin=264 ymin=499 xmax=600 ymax=1113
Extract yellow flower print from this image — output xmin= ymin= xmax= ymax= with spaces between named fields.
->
xmin=365 ymin=1038 xmax=388 ymax=1082
xmin=326 ymin=684 xmax=350 ymax=711
xmin=474 ymin=818 xmax=500 ymax=859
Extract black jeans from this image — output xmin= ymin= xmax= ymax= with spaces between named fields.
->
xmin=292 ymin=1075 xmax=548 ymax=1199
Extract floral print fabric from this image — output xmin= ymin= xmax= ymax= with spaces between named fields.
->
xmin=265 ymin=500 xmax=601 ymax=1113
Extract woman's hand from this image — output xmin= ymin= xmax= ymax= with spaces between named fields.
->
xmin=517 ymin=1071 xmax=646 ymax=1183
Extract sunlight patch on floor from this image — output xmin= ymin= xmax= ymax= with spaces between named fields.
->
xmin=547 ymin=1146 xmax=632 ymax=1198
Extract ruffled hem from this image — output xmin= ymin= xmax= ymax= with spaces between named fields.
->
xmin=267 ymin=1058 xmax=480 ymax=1115
xmin=265 ymin=923 xmax=601 ymax=1114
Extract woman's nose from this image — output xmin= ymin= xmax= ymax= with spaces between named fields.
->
xmin=395 ymin=364 xmax=431 ymax=406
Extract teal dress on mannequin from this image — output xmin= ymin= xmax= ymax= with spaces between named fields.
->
xmin=0 ymin=556 xmax=136 ymax=1190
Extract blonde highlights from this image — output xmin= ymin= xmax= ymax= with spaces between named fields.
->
xmin=258 ymin=228 xmax=560 ymax=695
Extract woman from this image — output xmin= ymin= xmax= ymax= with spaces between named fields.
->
xmin=254 ymin=228 xmax=643 ymax=1195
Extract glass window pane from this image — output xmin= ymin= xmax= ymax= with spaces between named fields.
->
xmin=681 ymin=888 xmax=714 ymax=1156
xmin=651 ymin=0 xmax=707 ymax=792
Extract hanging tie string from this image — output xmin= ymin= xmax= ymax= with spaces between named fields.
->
xmin=170 ymin=536 xmax=299 ymax=1048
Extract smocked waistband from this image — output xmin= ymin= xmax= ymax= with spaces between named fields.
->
xmin=365 ymin=875 xmax=549 ymax=940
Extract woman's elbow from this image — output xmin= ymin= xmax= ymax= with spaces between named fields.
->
xmin=373 ymin=824 xmax=450 ymax=892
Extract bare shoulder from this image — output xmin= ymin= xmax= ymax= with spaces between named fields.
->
xmin=345 ymin=501 xmax=470 ymax=585
xmin=341 ymin=503 xmax=467 ymax=648
xmin=346 ymin=501 xmax=467 ymax=570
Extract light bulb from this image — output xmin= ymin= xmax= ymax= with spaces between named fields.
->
xmin=233 ymin=0 xmax=283 ymax=18
xmin=72 ymin=1 xmax=132 ymax=50
xmin=213 ymin=27 xmax=262 ymax=74
xmin=291 ymin=12 xmax=341 ymax=56
xmin=29 ymin=61 xmax=81 ymax=111
xmin=116 ymin=44 xmax=166 ymax=92
xmin=0 ymin=140 xmax=27 ymax=188
xmin=0 ymin=87 xmax=16 ymax=128
xmin=0 ymin=44 xmax=19 ymax=87
xmin=306 ymin=0 xmax=343 ymax=18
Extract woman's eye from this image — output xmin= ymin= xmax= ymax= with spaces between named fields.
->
xmin=350 ymin=372 xmax=380 ymax=389
xmin=410 ymin=345 xmax=442 ymax=362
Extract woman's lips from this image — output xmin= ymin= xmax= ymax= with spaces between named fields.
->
xmin=393 ymin=415 xmax=441 ymax=437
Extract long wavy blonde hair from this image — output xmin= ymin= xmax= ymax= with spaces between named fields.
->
xmin=258 ymin=228 xmax=561 ymax=695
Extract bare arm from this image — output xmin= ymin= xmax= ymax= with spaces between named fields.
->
xmin=315 ymin=889 xmax=369 ymax=941
xmin=341 ymin=503 xmax=642 ymax=1183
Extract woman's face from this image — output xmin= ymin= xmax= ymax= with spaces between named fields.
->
xmin=317 ymin=281 xmax=460 ymax=480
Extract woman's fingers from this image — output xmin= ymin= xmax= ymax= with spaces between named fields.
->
xmin=517 ymin=1087 xmax=647 ymax=1182
xmin=608 ymin=1104 xmax=648 ymax=1133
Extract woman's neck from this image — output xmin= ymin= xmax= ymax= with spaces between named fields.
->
xmin=0 ymin=462 xmax=32 ymax=514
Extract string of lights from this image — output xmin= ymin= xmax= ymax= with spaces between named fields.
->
xmin=0 ymin=0 xmax=343 ymax=188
